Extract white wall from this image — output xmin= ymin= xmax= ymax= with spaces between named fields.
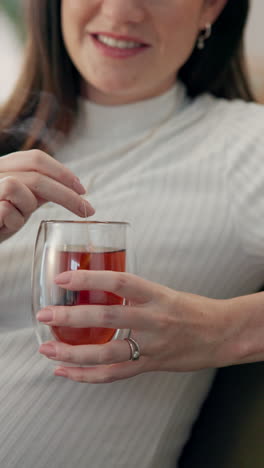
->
xmin=246 ymin=0 xmax=264 ymax=60
xmin=245 ymin=0 xmax=264 ymax=100
xmin=0 ymin=12 xmax=23 ymax=102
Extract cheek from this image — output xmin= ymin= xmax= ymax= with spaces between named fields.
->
xmin=61 ymin=0 xmax=88 ymax=19
xmin=61 ymin=0 xmax=90 ymax=47
xmin=61 ymin=2 xmax=77 ymax=48
xmin=157 ymin=11 xmax=200 ymax=64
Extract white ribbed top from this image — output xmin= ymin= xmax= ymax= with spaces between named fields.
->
xmin=1 ymin=82 xmax=264 ymax=468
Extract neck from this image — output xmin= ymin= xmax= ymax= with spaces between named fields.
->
xmin=81 ymin=77 xmax=177 ymax=106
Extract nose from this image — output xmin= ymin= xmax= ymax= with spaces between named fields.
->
xmin=100 ymin=0 xmax=145 ymax=24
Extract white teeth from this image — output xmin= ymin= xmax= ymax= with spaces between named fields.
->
xmin=97 ymin=34 xmax=142 ymax=49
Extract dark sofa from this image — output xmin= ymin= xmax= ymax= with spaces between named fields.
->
xmin=178 ymin=362 xmax=264 ymax=468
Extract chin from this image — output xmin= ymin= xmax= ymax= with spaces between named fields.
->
xmin=88 ymin=78 xmax=144 ymax=101
xmin=96 ymin=77 xmax=138 ymax=92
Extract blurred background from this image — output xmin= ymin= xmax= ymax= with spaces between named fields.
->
xmin=0 ymin=0 xmax=264 ymax=103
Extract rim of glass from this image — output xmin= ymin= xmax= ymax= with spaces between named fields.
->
xmin=40 ymin=220 xmax=130 ymax=226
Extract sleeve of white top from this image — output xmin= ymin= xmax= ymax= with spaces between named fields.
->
xmin=227 ymin=100 xmax=264 ymax=259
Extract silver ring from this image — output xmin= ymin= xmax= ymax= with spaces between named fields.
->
xmin=125 ymin=337 xmax=141 ymax=361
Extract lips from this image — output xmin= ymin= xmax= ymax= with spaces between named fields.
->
xmin=89 ymin=32 xmax=150 ymax=59
xmin=91 ymin=32 xmax=149 ymax=47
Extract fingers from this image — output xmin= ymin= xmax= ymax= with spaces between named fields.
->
xmin=0 ymin=176 xmax=38 ymax=219
xmin=37 ymin=303 xmax=155 ymax=330
xmin=0 ymin=150 xmax=86 ymax=195
xmin=53 ymin=361 xmax=145 ymax=383
xmin=21 ymin=172 xmax=94 ymax=217
xmin=39 ymin=338 xmax=133 ymax=365
xmin=0 ymin=201 xmax=25 ymax=232
xmin=0 ymin=172 xmax=93 ymax=218
xmin=0 ymin=173 xmax=93 ymax=237
xmin=0 ymin=150 xmax=95 ymax=218
xmin=55 ymin=270 xmax=161 ymax=303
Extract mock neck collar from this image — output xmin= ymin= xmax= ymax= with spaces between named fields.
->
xmin=76 ymin=81 xmax=187 ymax=140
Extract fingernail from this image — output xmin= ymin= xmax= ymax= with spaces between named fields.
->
xmin=73 ymin=178 xmax=86 ymax=195
xmin=79 ymin=201 xmax=95 ymax=217
xmin=39 ymin=343 xmax=56 ymax=358
xmin=37 ymin=309 xmax=53 ymax=322
xmin=54 ymin=272 xmax=72 ymax=284
xmin=54 ymin=368 xmax=68 ymax=378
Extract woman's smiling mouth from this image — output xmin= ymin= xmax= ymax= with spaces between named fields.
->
xmin=90 ymin=32 xmax=150 ymax=58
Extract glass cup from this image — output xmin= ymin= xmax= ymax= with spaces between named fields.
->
xmin=32 ymin=220 xmax=133 ymax=346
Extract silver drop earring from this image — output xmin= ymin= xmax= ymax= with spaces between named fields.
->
xmin=197 ymin=23 xmax=212 ymax=50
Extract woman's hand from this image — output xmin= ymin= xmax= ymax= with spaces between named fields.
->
xmin=37 ymin=270 xmax=238 ymax=384
xmin=0 ymin=150 xmax=94 ymax=241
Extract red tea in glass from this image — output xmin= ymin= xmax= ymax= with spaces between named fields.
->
xmin=32 ymin=221 xmax=131 ymax=349
xmin=48 ymin=248 xmax=126 ymax=345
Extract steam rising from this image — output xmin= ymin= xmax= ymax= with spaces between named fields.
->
xmin=2 ymin=91 xmax=71 ymax=154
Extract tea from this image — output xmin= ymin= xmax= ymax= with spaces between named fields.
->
xmin=48 ymin=248 xmax=126 ymax=345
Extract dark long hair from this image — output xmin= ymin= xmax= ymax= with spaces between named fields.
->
xmin=0 ymin=0 xmax=253 ymax=155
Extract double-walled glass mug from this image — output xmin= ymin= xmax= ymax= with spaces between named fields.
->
xmin=32 ymin=221 xmax=133 ymax=347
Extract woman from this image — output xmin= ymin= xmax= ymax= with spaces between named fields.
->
xmin=0 ymin=0 xmax=263 ymax=467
